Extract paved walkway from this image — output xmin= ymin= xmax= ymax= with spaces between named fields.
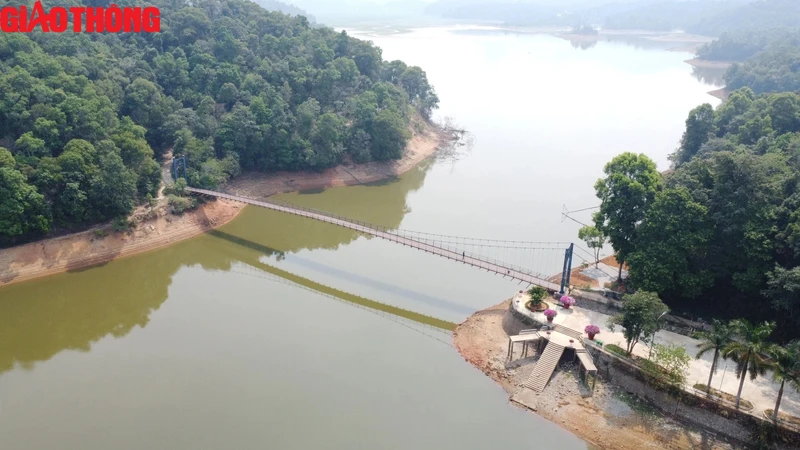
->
xmin=511 ymin=292 xmax=800 ymax=418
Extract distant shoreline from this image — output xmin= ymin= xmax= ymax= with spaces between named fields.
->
xmin=0 ymin=119 xmax=450 ymax=288
xmin=684 ymin=58 xmax=733 ymax=69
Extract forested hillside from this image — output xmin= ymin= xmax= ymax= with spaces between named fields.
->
xmin=695 ymin=28 xmax=800 ymax=94
xmin=251 ymin=0 xmax=316 ymax=23
xmin=695 ymin=28 xmax=797 ymax=61
xmin=595 ymin=89 xmax=800 ymax=340
xmin=0 ymin=0 xmax=438 ymax=246
xmin=687 ymin=0 xmax=800 ymax=36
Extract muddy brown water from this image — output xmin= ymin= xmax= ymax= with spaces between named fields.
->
xmin=0 ymin=26 xmax=722 ymax=449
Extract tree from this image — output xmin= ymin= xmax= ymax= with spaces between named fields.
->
xmin=694 ymin=319 xmax=735 ymax=395
xmin=721 ymin=319 xmax=775 ymax=409
xmin=651 ymin=343 xmax=691 ymax=387
xmin=594 ymin=153 xmax=661 ymax=281
xmin=675 ymin=104 xmax=715 ymax=166
xmin=578 ymin=226 xmax=604 ymax=268
xmin=370 ymin=109 xmax=410 ymax=161
xmin=0 ymin=167 xmax=50 ymax=242
xmin=764 ymin=266 xmax=800 ymax=340
xmin=767 ymin=341 xmax=800 ymax=422
xmin=627 ymin=187 xmax=713 ymax=298
xmin=607 ymin=291 xmax=669 ymax=355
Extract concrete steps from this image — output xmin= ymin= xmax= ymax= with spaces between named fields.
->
xmin=523 ymin=342 xmax=565 ymax=392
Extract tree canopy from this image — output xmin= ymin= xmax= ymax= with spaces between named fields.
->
xmin=607 ymin=290 xmax=669 ymax=355
xmin=0 ymin=0 xmax=438 ymax=246
xmin=604 ymin=88 xmax=800 ymax=341
xmin=593 ymin=152 xmax=661 ymax=281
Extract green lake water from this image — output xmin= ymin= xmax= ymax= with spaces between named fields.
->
xmin=0 ymin=26 xmax=723 ymax=449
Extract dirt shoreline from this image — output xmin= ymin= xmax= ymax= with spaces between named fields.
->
xmin=685 ymin=58 xmax=733 ymax=69
xmin=0 ymin=119 xmax=448 ymax=288
xmin=453 ymin=300 xmax=736 ymax=450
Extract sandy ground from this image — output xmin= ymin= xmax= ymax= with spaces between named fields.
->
xmin=0 ymin=119 xmax=448 ymax=287
xmin=708 ymin=88 xmax=729 ymax=101
xmin=685 ymin=58 xmax=734 ymax=70
xmin=454 ymin=300 xmax=738 ymax=450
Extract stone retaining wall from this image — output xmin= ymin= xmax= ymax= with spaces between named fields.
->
xmin=507 ymin=299 xmax=800 ymax=448
xmin=585 ymin=343 xmax=800 ymax=449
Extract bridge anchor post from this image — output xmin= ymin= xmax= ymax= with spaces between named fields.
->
xmin=559 ymin=243 xmax=574 ymax=294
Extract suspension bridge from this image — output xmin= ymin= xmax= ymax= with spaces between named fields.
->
xmin=185 ymin=186 xmax=606 ymax=293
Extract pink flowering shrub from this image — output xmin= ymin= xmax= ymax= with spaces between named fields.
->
xmin=544 ymin=309 xmax=557 ymax=319
xmin=585 ymin=325 xmax=600 ymax=335
xmin=560 ymin=295 xmax=576 ymax=308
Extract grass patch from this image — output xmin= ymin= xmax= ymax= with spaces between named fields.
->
xmin=764 ymin=409 xmax=800 ymax=428
xmin=693 ymin=383 xmax=754 ymax=411
xmin=606 ymin=344 xmax=627 ymax=357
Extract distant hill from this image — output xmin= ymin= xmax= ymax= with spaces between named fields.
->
xmin=250 ymin=0 xmax=317 ymax=23
xmin=687 ymin=0 xmax=800 ymax=36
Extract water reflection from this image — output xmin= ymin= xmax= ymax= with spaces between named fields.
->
xmin=0 ymin=159 xmax=440 ymax=375
xmin=690 ymin=65 xmax=727 ymax=87
xmin=569 ymin=39 xmax=598 ymax=50
xmin=226 ymin=157 xmax=433 ymax=254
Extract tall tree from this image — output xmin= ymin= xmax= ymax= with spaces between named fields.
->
xmin=693 ymin=319 xmax=735 ymax=395
xmin=722 ymin=319 xmax=775 ymax=409
xmin=607 ymin=291 xmax=669 ymax=355
xmin=767 ymin=341 xmax=800 ymax=422
xmin=627 ymin=187 xmax=713 ymax=298
xmin=594 ymin=153 xmax=661 ymax=281
xmin=675 ymin=103 xmax=714 ymax=166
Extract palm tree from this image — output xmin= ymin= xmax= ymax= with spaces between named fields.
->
xmin=694 ymin=319 xmax=734 ymax=395
xmin=768 ymin=340 xmax=800 ymax=422
xmin=721 ymin=319 xmax=775 ymax=409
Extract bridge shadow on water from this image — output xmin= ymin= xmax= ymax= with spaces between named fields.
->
xmin=207 ymin=229 xmax=473 ymax=318
xmin=0 ymin=157 xmax=456 ymax=375
xmin=0 ymin=226 xmax=457 ymax=376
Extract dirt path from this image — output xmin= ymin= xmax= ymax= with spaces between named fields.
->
xmin=453 ymin=300 xmax=737 ymax=450
xmin=0 ymin=119 xmax=449 ymax=288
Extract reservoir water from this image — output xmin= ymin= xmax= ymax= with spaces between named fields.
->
xmin=0 ymin=26 xmax=723 ymax=449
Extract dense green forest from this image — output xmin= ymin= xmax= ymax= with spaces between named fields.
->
xmin=251 ymin=0 xmax=316 ymax=23
xmin=695 ymin=27 xmax=800 ymax=94
xmin=0 ymin=0 xmax=438 ymax=246
xmin=724 ymin=41 xmax=800 ymax=94
xmin=695 ymin=28 xmax=797 ymax=61
xmin=594 ymin=88 xmax=800 ymax=341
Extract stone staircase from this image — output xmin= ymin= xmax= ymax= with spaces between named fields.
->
xmin=523 ymin=341 xmax=565 ymax=392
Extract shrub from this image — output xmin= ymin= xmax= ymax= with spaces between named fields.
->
xmin=112 ymin=217 xmax=134 ymax=232
xmin=606 ymin=344 xmax=627 ymax=357
xmin=168 ymin=194 xmax=197 ymax=214
xmin=560 ymin=295 xmax=576 ymax=307
xmin=650 ymin=343 xmax=690 ymax=387
xmin=528 ymin=286 xmax=548 ymax=306
xmin=544 ymin=308 xmax=557 ymax=319
xmin=585 ymin=325 xmax=600 ymax=335
xmin=163 ymin=178 xmax=187 ymax=196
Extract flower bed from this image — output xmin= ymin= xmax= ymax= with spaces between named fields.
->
xmin=693 ymin=383 xmax=754 ymax=411
xmin=525 ymin=300 xmax=549 ymax=312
